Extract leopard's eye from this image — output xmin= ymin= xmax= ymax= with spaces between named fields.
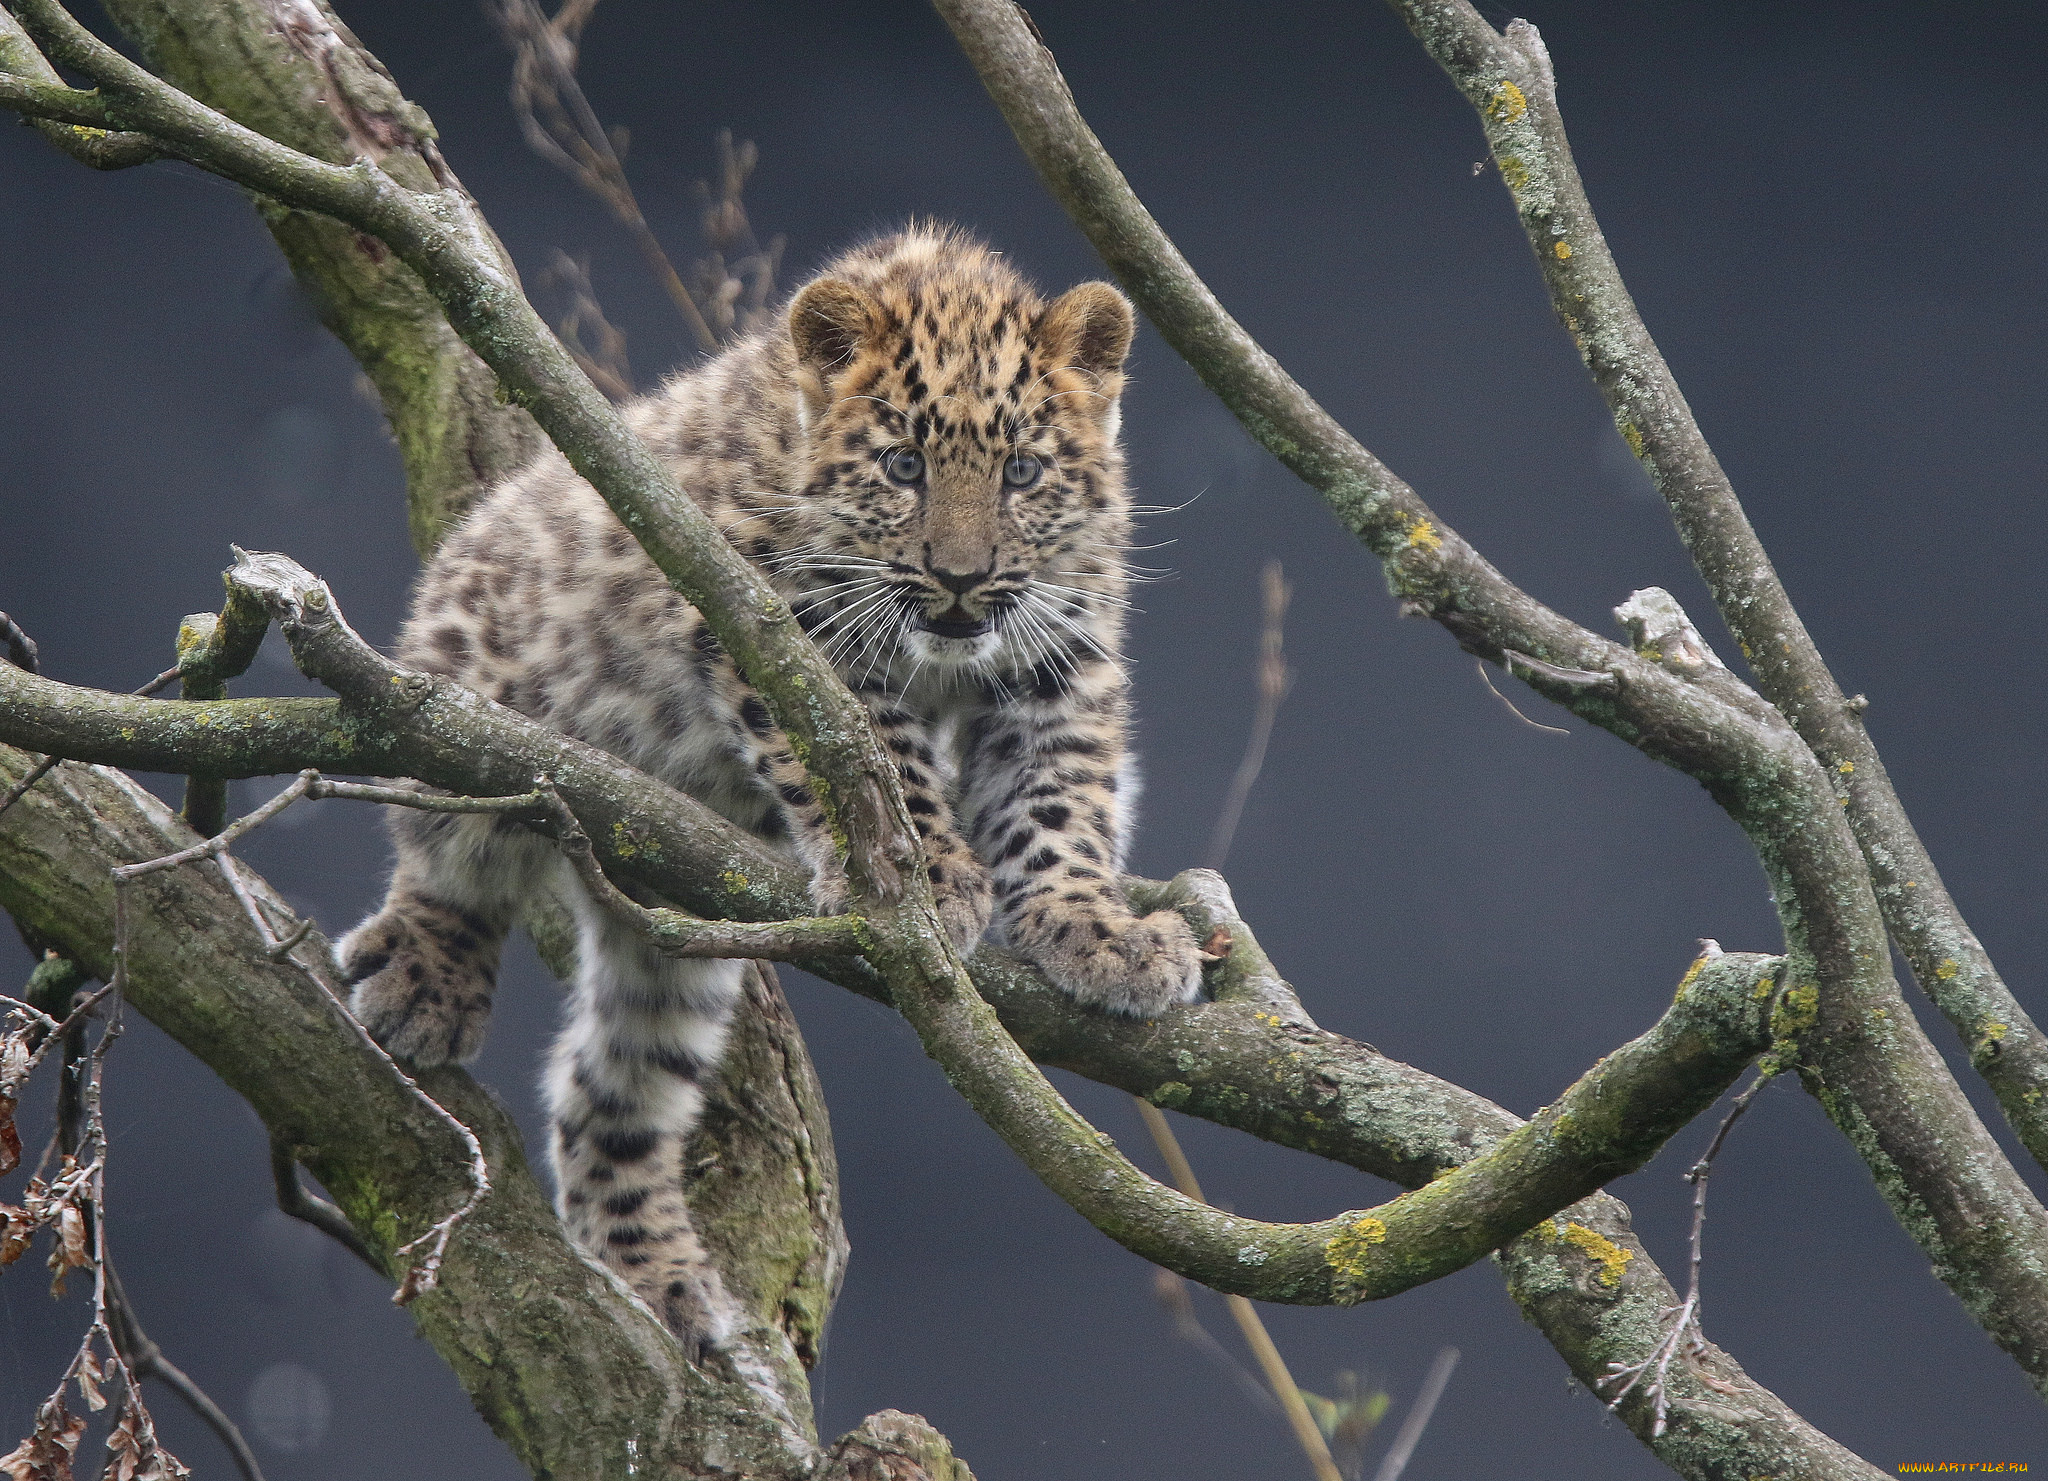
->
xmin=884 ymin=448 xmax=926 ymax=486
xmin=1002 ymin=452 xmax=1042 ymax=489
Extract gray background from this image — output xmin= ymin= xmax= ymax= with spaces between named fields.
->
xmin=2 ymin=0 xmax=2044 ymax=1474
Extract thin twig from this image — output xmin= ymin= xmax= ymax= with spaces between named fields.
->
xmin=1369 ymin=1347 xmax=1459 ymax=1481
xmin=484 ymin=0 xmax=720 ymax=351
xmin=101 ymin=770 xmax=494 ymax=1306
xmin=1134 ymin=1098 xmax=1342 ymax=1481
xmin=105 ymin=1261 xmax=266 ymax=1481
xmin=541 ymin=249 xmax=634 ymax=400
xmin=1499 ymin=648 xmax=1619 ymax=692
xmin=529 ymin=785 xmax=867 ymax=960
xmin=1148 ymin=1268 xmax=1282 ymax=1413
xmin=1475 ymin=659 xmax=1570 ymax=735
xmin=1599 ymin=1070 xmax=1773 ymax=1435
xmin=1204 ymin=560 xmax=1292 ymax=870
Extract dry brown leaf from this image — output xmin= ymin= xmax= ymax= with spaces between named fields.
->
xmin=0 ymin=1094 xmax=20 ymax=1180
xmin=1197 ymin=926 xmax=1232 ymax=962
xmin=0 ymin=1397 xmax=85 ymax=1481
xmin=73 ymin=1354 xmax=103 ymax=1414
xmin=0 ymin=1206 xmax=31 ymax=1266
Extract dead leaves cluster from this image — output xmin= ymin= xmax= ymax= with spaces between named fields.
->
xmin=0 ymin=1380 xmax=190 ymax=1481
xmin=0 ymin=1154 xmax=94 ymax=1294
xmin=0 ymin=1399 xmax=82 ymax=1481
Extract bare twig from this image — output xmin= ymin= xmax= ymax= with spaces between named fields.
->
xmin=688 ymin=129 xmax=784 ymax=344
xmin=484 ymin=0 xmax=720 ymax=351
xmin=1498 ymin=649 xmax=1616 ymax=692
xmin=1370 ymin=1347 xmax=1458 ymax=1481
xmin=101 ymin=770 xmax=493 ymax=1306
xmin=1205 ymin=560 xmax=1293 ymax=870
xmin=529 ymin=785 xmax=867 ymax=960
xmin=541 ymin=249 xmax=634 ymax=400
xmin=1149 ymin=1268 xmax=1281 ymax=1413
xmin=1475 ymin=659 xmax=1569 ymax=735
xmin=1599 ymin=1071 xmax=1773 ymax=1435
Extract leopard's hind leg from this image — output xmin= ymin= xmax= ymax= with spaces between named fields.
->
xmin=545 ymin=897 xmax=744 ymax=1359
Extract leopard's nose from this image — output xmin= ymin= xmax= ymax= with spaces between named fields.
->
xmin=929 ymin=553 xmax=991 ymax=594
xmin=929 ymin=563 xmax=993 ymax=596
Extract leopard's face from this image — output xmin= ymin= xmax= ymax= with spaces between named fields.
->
xmin=775 ymin=241 xmax=1135 ymax=688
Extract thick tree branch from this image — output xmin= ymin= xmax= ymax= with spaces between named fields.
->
xmin=0 ymin=749 xmax=841 ymax=1481
xmin=929 ymin=0 xmax=2048 ymax=1402
xmin=1386 ymin=0 xmax=2048 ymax=1183
xmin=0 ymin=531 xmax=1880 ymax=1472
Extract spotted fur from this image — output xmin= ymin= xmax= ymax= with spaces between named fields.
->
xmin=337 ymin=226 xmax=1200 ymax=1356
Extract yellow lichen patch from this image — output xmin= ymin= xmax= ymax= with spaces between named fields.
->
xmin=609 ymin=821 xmax=640 ymax=859
xmin=1619 ymin=422 xmax=1645 ymax=458
xmin=1772 ymin=982 xmax=1819 ymax=1041
xmin=1486 ymin=79 xmax=1528 ymax=126
xmin=1553 ymin=241 xmax=1572 ymax=260
xmin=1323 ymin=1215 xmax=1389 ymax=1287
xmin=1400 ymin=514 xmax=1443 ymax=553
xmin=67 ymin=125 xmax=109 ymax=142
xmin=1935 ymin=958 xmax=1959 ymax=981
xmin=1557 ymin=1222 xmax=1633 ymax=1287
xmin=1838 ymin=761 xmax=1854 ymax=774
xmin=719 ymin=869 xmax=751 ymax=895
xmin=1984 ymin=1022 xmax=2010 ymax=1042
xmin=1497 ymin=154 xmax=1530 ymax=193
xmin=1672 ymin=956 xmax=1707 ymax=1004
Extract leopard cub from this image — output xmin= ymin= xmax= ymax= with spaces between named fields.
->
xmin=338 ymin=225 xmax=1201 ymax=1355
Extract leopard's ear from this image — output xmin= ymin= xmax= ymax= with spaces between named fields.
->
xmin=1037 ymin=281 xmax=1135 ymax=381
xmin=789 ymin=277 xmax=882 ymax=378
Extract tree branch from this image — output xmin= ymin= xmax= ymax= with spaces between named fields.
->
xmin=0 ymin=749 xmax=836 ymax=1480
xmin=1385 ymin=0 xmax=2048 ymax=1184
xmin=0 ymin=4 xmax=158 ymax=166
xmin=929 ymin=0 xmax=2048 ymax=1402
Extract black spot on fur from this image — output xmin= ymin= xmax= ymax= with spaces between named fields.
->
xmin=595 ymin=1128 xmax=659 ymax=1163
xmin=603 ymin=1188 xmax=650 ymax=1219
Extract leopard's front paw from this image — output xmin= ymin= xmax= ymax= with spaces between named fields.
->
xmin=336 ymin=901 xmax=500 ymax=1066
xmin=1038 ymin=908 xmax=1205 ymax=1017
